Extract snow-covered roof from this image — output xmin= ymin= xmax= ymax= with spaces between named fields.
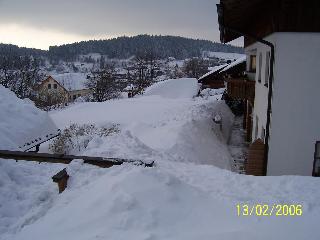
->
xmin=198 ymin=64 xmax=229 ymax=81
xmin=123 ymin=84 xmax=136 ymax=91
xmin=220 ymin=56 xmax=246 ymax=73
xmin=52 ymin=73 xmax=89 ymax=91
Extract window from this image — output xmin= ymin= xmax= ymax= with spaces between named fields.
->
xmin=249 ymin=55 xmax=256 ymax=72
xmin=265 ymin=51 xmax=271 ymax=87
xmin=48 ymin=84 xmax=51 ymax=89
xmin=313 ymin=142 xmax=320 ymax=177
xmin=54 ymin=84 xmax=58 ymax=89
xmin=258 ymin=53 xmax=262 ymax=83
xmin=255 ymin=116 xmax=259 ymax=140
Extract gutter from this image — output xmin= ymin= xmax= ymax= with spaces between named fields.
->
xmin=217 ymin=4 xmax=275 ymax=175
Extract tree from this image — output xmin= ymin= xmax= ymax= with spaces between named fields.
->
xmin=34 ymin=88 xmax=67 ymax=111
xmin=0 ymin=55 xmax=44 ymax=99
xmin=86 ymin=63 xmax=121 ymax=102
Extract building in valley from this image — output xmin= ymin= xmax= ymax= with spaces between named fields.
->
xmin=217 ymin=0 xmax=320 ymax=176
xmin=198 ymin=57 xmax=246 ymax=89
xmin=37 ymin=73 xmax=92 ymax=105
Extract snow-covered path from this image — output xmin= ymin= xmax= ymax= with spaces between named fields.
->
xmin=50 ymin=78 xmax=231 ymax=169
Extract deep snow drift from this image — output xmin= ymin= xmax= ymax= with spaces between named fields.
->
xmin=0 ymin=85 xmax=58 ymax=150
xmin=1 ymin=79 xmax=320 ymax=240
xmin=144 ymin=78 xmax=199 ymax=99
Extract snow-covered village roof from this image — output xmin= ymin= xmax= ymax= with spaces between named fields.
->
xmin=220 ymin=56 xmax=246 ymax=73
xmin=51 ymin=73 xmax=89 ymax=91
xmin=198 ymin=64 xmax=229 ymax=81
xmin=198 ymin=56 xmax=246 ymax=81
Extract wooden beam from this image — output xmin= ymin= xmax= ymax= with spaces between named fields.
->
xmin=0 ymin=150 xmax=154 ymax=168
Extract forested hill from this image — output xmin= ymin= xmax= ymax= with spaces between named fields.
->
xmin=0 ymin=44 xmax=46 ymax=57
xmin=48 ymin=35 xmax=243 ymax=61
xmin=0 ymin=35 xmax=243 ymax=61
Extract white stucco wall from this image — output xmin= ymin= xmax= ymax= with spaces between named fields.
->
xmin=268 ymin=32 xmax=320 ymax=176
xmin=247 ymin=32 xmax=320 ymax=176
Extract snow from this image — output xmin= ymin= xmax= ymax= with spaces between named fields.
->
xmin=0 ymin=85 xmax=58 ymax=150
xmin=144 ymin=78 xmax=199 ymax=99
xmin=198 ymin=64 xmax=228 ymax=80
xmin=220 ymin=56 xmax=246 ymax=73
xmin=203 ymin=51 xmax=246 ymax=60
xmin=52 ymin=73 xmax=89 ymax=91
xmin=200 ymin=88 xmax=226 ymax=98
xmin=1 ymin=80 xmax=320 ymax=240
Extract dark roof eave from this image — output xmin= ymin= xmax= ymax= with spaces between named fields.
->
xmin=216 ymin=3 xmax=243 ymax=43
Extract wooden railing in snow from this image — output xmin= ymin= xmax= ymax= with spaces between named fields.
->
xmin=226 ymin=78 xmax=255 ymax=104
xmin=0 ymin=150 xmax=154 ymax=193
xmin=0 ymin=150 xmax=154 ymax=168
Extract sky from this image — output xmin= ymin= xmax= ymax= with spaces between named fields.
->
xmin=0 ymin=0 xmax=242 ymax=50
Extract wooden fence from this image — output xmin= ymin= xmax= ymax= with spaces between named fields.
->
xmin=245 ymin=139 xmax=266 ymax=176
xmin=226 ymin=78 xmax=255 ymax=104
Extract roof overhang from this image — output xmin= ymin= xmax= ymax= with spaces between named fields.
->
xmin=217 ymin=0 xmax=268 ymax=43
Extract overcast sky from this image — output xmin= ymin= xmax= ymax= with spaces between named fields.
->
xmin=0 ymin=0 xmax=242 ymax=50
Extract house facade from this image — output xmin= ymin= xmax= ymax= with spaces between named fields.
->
xmin=37 ymin=76 xmax=69 ymax=104
xmin=217 ymin=0 xmax=320 ymax=176
xmin=37 ymin=74 xmax=92 ymax=105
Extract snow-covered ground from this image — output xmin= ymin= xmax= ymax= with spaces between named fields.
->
xmin=203 ymin=51 xmax=245 ymax=60
xmin=1 ymin=79 xmax=320 ymax=240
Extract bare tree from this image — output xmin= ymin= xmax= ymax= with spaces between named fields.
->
xmin=86 ymin=63 xmax=121 ymax=102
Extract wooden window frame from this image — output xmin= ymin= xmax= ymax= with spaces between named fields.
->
xmin=249 ymin=55 xmax=257 ymax=73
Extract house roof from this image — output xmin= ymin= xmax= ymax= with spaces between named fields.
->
xmin=220 ymin=56 xmax=246 ymax=73
xmin=51 ymin=73 xmax=89 ymax=92
xmin=198 ymin=64 xmax=228 ymax=81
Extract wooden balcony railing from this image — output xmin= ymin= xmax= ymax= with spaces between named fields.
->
xmin=226 ymin=78 xmax=255 ymax=104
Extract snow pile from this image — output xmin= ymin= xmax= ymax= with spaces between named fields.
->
xmin=50 ymin=95 xmax=232 ymax=168
xmin=4 ymin=165 xmax=240 ymax=240
xmin=144 ymin=78 xmax=199 ymax=99
xmin=4 ymin=162 xmax=320 ymax=240
xmin=0 ymin=160 xmax=65 ymax=237
xmin=52 ymin=73 xmax=89 ymax=91
xmin=0 ymin=85 xmax=58 ymax=150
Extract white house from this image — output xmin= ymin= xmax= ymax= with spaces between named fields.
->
xmin=217 ymin=0 xmax=320 ymax=176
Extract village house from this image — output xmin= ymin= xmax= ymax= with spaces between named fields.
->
xmin=37 ymin=73 xmax=92 ymax=105
xmin=217 ymin=0 xmax=320 ymax=176
xmin=198 ymin=64 xmax=228 ymax=89
xmin=198 ymin=56 xmax=246 ymax=89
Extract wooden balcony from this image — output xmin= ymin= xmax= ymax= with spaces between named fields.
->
xmin=226 ymin=78 xmax=255 ymax=104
